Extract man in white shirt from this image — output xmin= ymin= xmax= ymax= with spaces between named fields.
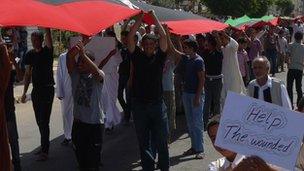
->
xmin=218 ymin=31 xmax=246 ymax=102
xmin=56 ymin=51 xmax=73 ymax=145
xmin=247 ymin=57 xmax=292 ymax=109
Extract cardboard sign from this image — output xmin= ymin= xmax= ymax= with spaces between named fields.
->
xmin=69 ymin=36 xmax=116 ymax=65
xmin=215 ymin=92 xmax=304 ymax=170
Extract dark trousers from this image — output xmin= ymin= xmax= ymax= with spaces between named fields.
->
xmin=266 ymin=49 xmax=278 ymax=75
xmin=118 ymin=75 xmax=131 ymax=121
xmin=203 ymin=78 xmax=222 ymax=129
xmin=72 ymin=121 xmax=104 ymax=171
xmin=242 ymin=76 xmax=248 ymax=87
xmin=132 ymin=100 xmax=169 ymax=171
xmin=31 ymin=86 xmax=54 ymax=154
xmin=287 ymin=69 xmax=303 ymax=106
xmin=7 ymin=111 xmax=21 ymax=171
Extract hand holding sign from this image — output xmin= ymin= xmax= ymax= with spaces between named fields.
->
xmin=215 ymin=92 xmax=304 ymax=170
xmin=233 ymin=156 xmax=276 ymax=171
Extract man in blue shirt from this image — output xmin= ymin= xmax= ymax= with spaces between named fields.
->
xmin=165 ymin=27 xmax=205 ymax=159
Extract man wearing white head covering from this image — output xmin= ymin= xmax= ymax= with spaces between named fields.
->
xmin=215 ymin=31 xmax=246 ymax=102
xmin=56 ymin=52 xmax=73 ymax=145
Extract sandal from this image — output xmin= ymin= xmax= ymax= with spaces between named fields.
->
xmin=195 ymin=152 xmax=205 ymax=159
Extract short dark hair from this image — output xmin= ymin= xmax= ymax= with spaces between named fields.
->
xmin=121 ymin=31 xmax=129 ymax=37
xmin=183 ymin=39 xmax=198 ymax=52
xmin=238 ymin=37 xmax=246 ymax=44
xmin=295 ymin=32 xmax=303 ymax=41
xmin=206 ymin=115 xmax=221 ymax=135
xmin=142 ymin=33 xmax=158 ymax=42
xmin=31 ymin=30 xmax=44 ymax=41
xmin=206 ymin=34 xmax=217 ymax=48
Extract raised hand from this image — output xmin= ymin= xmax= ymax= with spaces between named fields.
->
xmin=108 ymin=49 xmax=117 ymax=57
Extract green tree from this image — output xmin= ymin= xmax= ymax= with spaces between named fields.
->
xmin=275 ymin=0 xmax=294 ymax=16
xmin=202 ymin=0 xmax=274 ymax=17
xmin=151 ymin=0 xmax=177 ymax=8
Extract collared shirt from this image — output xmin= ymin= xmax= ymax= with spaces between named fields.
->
xmin=208 ymin=154 xmax=245 ymax=171
xmin=180 ymin=54 xmax=205 ymax=94
xmin=251 ymin=76 xmax=292 ymax=109
xmin=278 ymin=37 xmax=288 ymax=54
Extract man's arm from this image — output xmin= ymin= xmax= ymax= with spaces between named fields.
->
xmin=121 ymin=19 xmax=131 ymax=32
xmin=127 ymin=61 xmax=134 ymax=89
xmin=149 ymin=10 xmax=167 ymax=52
xmin=66 ymin=35 xmax=91 ymax=74
xmin=78 ymin=42 xmax=104 ymax=81
xmin=127 ymin=12 xmax=144 ymax=54
xmin=164 ymin=25 xmax=183 ymax=65
xmin=194 ymin=70 xmax=205 ymax=107
xmin=44 ymin=28 xmax=53 ymax=49
xmin=21 ymin=66 xmax=31 ymax=103
xmin=66 ymin=42 xmax=80 ymax=74
xmin=98 ymin=49 xmax=117 ymax=69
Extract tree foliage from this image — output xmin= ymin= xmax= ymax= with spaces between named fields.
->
xmin=151 ymin=0 xmax=177 ymax=8
xmin=202 ymin=0 xmax=274 ymax=17
xmin=275 ymin=0 xmax=294 ymax=16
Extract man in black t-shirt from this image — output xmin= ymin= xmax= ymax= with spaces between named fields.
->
xmin=21 ymin=28 xmax=54 ymax=161
xmin=128 ymin=11 xmax=169 ymax=171
xmin=203 ymin=34 xmax=223 ymax=129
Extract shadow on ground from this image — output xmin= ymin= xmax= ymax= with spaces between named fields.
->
xmin=20 ymin=114 xmax=189 ymax=171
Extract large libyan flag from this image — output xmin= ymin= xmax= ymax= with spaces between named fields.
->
xmin=43 ymin=0 xmax=228 ymax=35
xmin=0 ymin=0 xmax=141 ymax=35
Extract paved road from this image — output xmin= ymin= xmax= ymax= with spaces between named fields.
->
xmin=14 ymin=68 xmax=296 ymax=171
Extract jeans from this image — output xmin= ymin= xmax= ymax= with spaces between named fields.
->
xmin=6 ymin=111 xmax=21 ymax=171
xmin=31 ymin=86 xmax=54 ymax=154
xmin=72 ymin=121 xmax=104 ymax=171
xmin=182 ymin=92 xmax=204 ymax=152
xmin=266 ymin=49 xmax=278 ymax=75
xmin=118 ymin=74 xmax=131 ymax=121
xmin=287 ymin=69 xmax=303 ymax=106
xmin=132 ymin=100 xmax=169 ymax=171
xmin=203 ymin=78 xmax=222 ymax=129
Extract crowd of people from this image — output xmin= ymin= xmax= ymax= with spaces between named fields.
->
xmin=2 ymin=10 xmax=304 ymax=171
